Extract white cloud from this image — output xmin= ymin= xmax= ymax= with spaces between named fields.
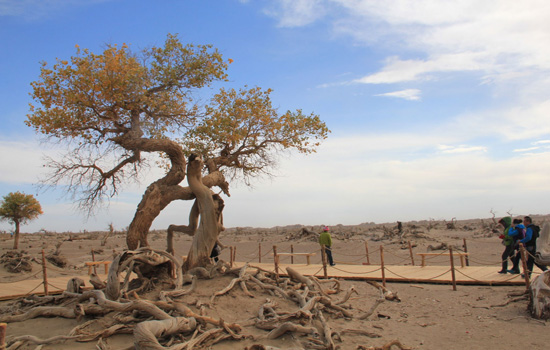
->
xmin=264 ymin=0 xmax=327 ymax=27
xmin=375 ymin=88 xmax=421 ymax=101
xmin=437 ymin=144 xmax=487 ymax=154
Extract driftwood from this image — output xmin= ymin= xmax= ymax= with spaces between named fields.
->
xmin=529 ymin=270 xmax=550 ymax=319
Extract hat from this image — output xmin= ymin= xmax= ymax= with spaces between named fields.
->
xmin=323 ymin=226 xmax=329 ymax=232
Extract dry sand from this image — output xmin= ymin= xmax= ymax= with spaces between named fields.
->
xmin=1 ymin=216 xmax=549 ymax=349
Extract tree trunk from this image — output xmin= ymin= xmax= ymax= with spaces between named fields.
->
xmin=13 ymin=220 xmax=20 ymax=250
xmin=183 ymin=155 xmax=221 ymax=271
xmin=123 ymin=139 xmax=228 ymax=251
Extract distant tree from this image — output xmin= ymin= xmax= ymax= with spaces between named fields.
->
xmin=26 ymin=34 xmax=329 ymax=269
xmin=0 ymin=192 xmax=43 ymax=249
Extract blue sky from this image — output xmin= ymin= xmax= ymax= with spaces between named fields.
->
xmin=2 ymin=0 xmax=550 ymax=233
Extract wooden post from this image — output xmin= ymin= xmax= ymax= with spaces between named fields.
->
xmin=0 ymin=323 xmax=6 ymax=350
xmin=258 ymin=243 xmax=262 ymax=263
xmin=408 ymin=241 xmax=415 ymax=266
xmin=449 ymin=247 xmax=457 ymax=291
xmin=462 ymin=238 xmax=470 ymax=266
xmin=291 ymin=244 xmax=294 ymax=264
xmin=233 ymin=246 xmax=237 ymax=266
xmin=41 ymin=249 xmax=48 ymax=296
xmin=519 ymin=243 xmax=530 ymax=290
xmin=364 ymin=241 xmax=370 ymax=265
xmin=321 ymin=246 xmax=328 ymax=279
xmin=91 ymin=249 xmax=97 ymax=275
xmin=380 ymin=245 xmax=386 ymax=287
xmin=273 ymin=245 xmax=279 ymax=279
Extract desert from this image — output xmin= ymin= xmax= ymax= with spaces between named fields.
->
xmin=1 ymin=216 xmax=549 ymax=350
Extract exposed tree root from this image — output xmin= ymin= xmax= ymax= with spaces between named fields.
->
xmin=1 ymin=248 xmax=409 ymax=350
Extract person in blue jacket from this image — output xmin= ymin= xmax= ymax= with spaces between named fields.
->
xmin=518 ymin=216 xmax=548 ymax=277
xmin=507 ymin=218 xmax=525 ymax=274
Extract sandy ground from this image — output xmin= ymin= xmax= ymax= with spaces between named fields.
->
xmin=1 ymin=216 xmax=549 ymax=349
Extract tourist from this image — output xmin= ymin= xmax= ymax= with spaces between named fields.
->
xmin=507 ymin=218 xmax=525 ymax=274
xmin=497 ymin=217 xmax=513 ymax=274
xmin=519 ymin=216 xmax=548 ymax=277
xmin=319 ymin=226 xmax=335 ymax=266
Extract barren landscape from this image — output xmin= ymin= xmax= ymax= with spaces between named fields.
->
xmin=1 ymin=215 xmax=549 ymax=350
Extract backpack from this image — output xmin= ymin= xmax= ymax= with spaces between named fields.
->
xmin=532 ymin=225 xmax=540 ymax=240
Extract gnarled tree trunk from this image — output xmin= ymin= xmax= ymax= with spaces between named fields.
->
xmin=183 ymin=155 xmax=223 ymax=271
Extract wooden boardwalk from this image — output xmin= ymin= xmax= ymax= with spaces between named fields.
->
xmin=234 ymin=262 xmax=527 ymax=286
xmin=0 ymin=262 xmax=528 ymax=301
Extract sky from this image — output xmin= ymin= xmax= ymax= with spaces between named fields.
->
xmin=1 ymin=0 xmax=550 ymax=233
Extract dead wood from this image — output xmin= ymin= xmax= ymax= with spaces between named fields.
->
xmin=529 ymin=271 xmax=550 ymax=319
xmin=367 ymin=281 xmax=400 ymax=302
xmin=211 ymin=263 xmax=254 ymax=303
xmin=0 ymin=306 xmax=81 ymax=323
xmin=159 ymin=275 xmax=197 ymax=299
xmin=286 ymin=267 xmax=314 ymax=290
xmin=89 ymin=273 xmax=107 ymax=289
xmin=66 ymin=277 xmax=85 ymax=293
xmin=133 ymin=317 xmax=197 ymax=350
xmin=315 ymin=308 xmax=336 ymax=350
xmin=266 ymin=322 xmax=318 ymax=339
xmin=319 ymin=296 xmax=353 ymax=318
xmin=1 ymin=251 xmax=32 ymax=273
xmin=358 ymin=290 xmax=386 ymax=320
xmin=336 ymin=285 xmax=358 ymax=305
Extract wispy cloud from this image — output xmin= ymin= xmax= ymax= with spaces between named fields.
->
xmin=263 ymin=0 xmax=327 ymax=27
xmin=437 ymin=144 xmax=487 ymax=154
xmin=375 ymin=88 xmax=421 ymax=101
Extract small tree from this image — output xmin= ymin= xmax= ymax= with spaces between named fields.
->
xmin=0 ymin=192 xmax=43 ymax=249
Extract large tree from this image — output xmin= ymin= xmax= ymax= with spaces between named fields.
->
xmin=0 ymin=192 xmax=43 ymax=249
xmin=26 ymin=34 xmax=329 ymax=269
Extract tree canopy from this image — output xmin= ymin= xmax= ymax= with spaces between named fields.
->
xmin=0 ymin=191 xmax=43 ymax=249
xmin=26 ymin=33 xmax=329 ymax=266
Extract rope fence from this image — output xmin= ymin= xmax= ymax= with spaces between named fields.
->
xmin=1 ymin=239 xmax=544 ymax=299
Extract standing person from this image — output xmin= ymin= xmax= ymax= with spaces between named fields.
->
xmin=210 ymin=242 xmax=221 ymax=263
xmin=319 ymin=226 xmax=335 ymax=266
xmin=497 ymin=217 xmax=513 ymax=274
xmin=508 ymin=218 xmax=525 ymax=274
xmin=520 ymin=216 xmax=548 ymax=277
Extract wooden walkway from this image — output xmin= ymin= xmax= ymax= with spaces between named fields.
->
xmin=234 ymin=262 xmax=527 ymax=286
xmin=0 ymin=262 xmax=527 ymax=301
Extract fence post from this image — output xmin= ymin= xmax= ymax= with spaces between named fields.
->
xmin=91 ymin=249 xmax=97 ymax=275
xmin=258 ymin=243 xmax=262 ymax=263
xmin=41 ymin=249 xmax=48 ymax=296
xmin=273 ymin=245 xmax=279 ymax=279
xmin=233 ymin=246 xmax=237 ymax=266
xmin=408 ymin=241 xmax=415 ymax=266
xmin=380 ymin=245 xmax=386 ymax=287
xmin=291 ymin=244 xmax=294 ymax=264
xmin=519 ymin=243 xmax=530 ymax=290
xmin=0 ymin=322 xmax=6 ymax=350
xmin=449 ymin=247 xmax=457 ymax=291
xmin=364 ymin=241 xmax=370 ymax=265
xmin=462 ymin=238 xmax=470 ymax=266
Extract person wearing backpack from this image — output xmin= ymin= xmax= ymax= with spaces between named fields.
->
xmin=507 ymin=218 xmax=525 ymax=274
xmin=519 ymin=216 xmax=548 ymax=278
xmin=497 ymin=217 xmax=513 ymax=274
